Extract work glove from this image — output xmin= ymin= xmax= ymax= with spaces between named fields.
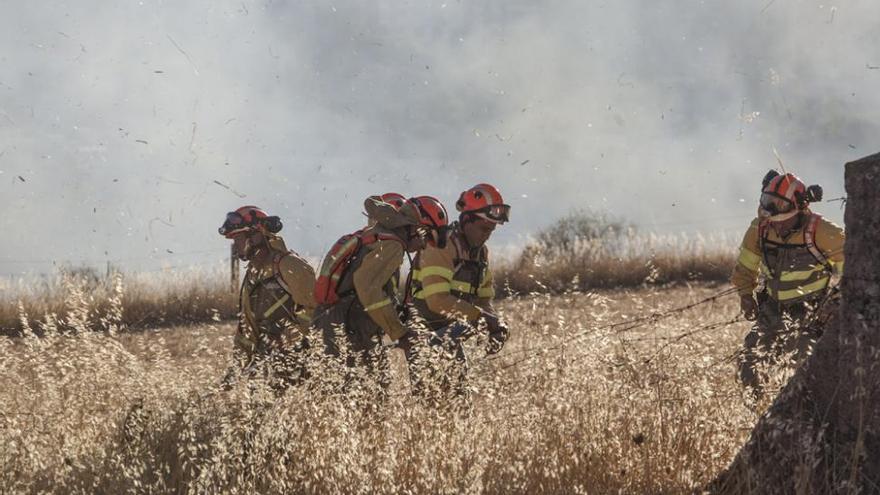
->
xmin=740 ymin=295 xmax=759 ymax=321
xmin=482 ymin=312 xmax=509 ymax=355
xmin=397 ymin=303 xmax=414 ymax=324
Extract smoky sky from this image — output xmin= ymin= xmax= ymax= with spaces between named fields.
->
xmin=0 ymin=0 xmax=877 ymax=275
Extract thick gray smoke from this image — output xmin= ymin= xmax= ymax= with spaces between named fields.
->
xmin=0 ymin=0 xmax=876 ymax=275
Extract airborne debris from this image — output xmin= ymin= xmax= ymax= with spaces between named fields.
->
xmin=867 ymin=64 xmax=880 ymax=70
xmin=17 ymin=175 xmax=25 ymax=182
xmin=167 ymin=35 xmax=200 ymax=76
xmin=135 ymin=139 xmax=148 ymax=145
xmin=520 ymin=160 xmax=530 ymax=166
xmin=213 ymin=180 xmax=247 ymax=198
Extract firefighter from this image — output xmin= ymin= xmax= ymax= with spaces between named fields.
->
xmin=313 ymin=195 xmax=449 ymax=395
xmin=407 ymin=183 xmax=511 ymax=400
xmin=732 ymin=171 xmax=845 ymax=398
xmin=218 ymin=205 xmax=317 ymax=390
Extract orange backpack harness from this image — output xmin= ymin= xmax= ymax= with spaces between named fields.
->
xmin=314 ymin=229 xmax=406 ymax=305
xmin=757 ymin=212 xmax=831 ymax=277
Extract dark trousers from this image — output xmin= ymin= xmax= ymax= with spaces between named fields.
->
xmin=313 ymin=295 xmax=392 ymax=395
xmin=222 ymin=336 xmax=311 ymax=392
xmin=738 ymin=291 xmax=838 ymax=397
xmin=405 ymin=321 xmax=472 ymax=404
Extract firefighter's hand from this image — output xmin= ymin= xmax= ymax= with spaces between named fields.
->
xmin=485 ymin=322 xmax=509 ymax=355
xmin=740 ymin=295 xmax=759 ymax=321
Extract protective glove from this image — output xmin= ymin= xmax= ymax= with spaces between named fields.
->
xmin=740 ymin=295 xmax=759 ymax=321
xmin=482 ymin=313 xmax=509 ymax=355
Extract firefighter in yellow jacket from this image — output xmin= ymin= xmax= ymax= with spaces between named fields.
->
xmin=731 ymin=172 xmax=844 ymax=397
xmin=218 ymin=206 xmax=316 ymax=389
xmin=313 ymin=195 xmax=449 ymax=394
xmin=408 ymin=183 xmax=511 ymax=399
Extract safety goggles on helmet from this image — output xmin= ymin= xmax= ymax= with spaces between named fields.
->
xmin=759 ymin=193 xmax=795 ymax=216
xmin=473 ymin=204 xmax=511 ymax=224
xmin=219 ymin=212 xmax=252 ymax=237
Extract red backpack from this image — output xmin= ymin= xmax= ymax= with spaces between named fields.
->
xmin=314 ymin=229 xmax=405 ymax=305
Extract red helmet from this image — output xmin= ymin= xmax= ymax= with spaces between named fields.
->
xmin=456 ymin=183 xmax=510 ymax=224
xmin=406 ymin=196 xmax=449 ymax=248
xmin=379 ymin=192 xmax=407 ymax=209
xmin=759 ymin=173 xmax=807 ymax=217
xmin=407 ymin=196 xmax=449 ymax=230
xmin=218 ymin=205 xmax=282 ymax=238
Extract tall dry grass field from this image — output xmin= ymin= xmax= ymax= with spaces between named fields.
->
xmin=1 ymin=277 xmax=789 ymax=494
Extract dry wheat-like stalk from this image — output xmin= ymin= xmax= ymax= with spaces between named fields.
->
xmin=2 ymin=273 xmax=800 ymax=494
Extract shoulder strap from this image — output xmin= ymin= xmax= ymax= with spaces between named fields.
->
xmin=272 ymin=251 xmax=294 ymax=295
xmin=803 ymin=213 xmax=832 ymax=270
xmin=757 ymin=220 xmax=775 ymax=277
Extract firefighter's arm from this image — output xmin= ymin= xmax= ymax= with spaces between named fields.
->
xmin=816 ymin=217 xmax=845 ymax=275
xmin=419 ymin=246 xmax=482 ymax=322
xmin=730 ymin=218 xmax=762 ymax=296
xmin=352 ymin=240 xmax=408 ymax=340
xmin=278 ymin=254 xmax=317 ymax=322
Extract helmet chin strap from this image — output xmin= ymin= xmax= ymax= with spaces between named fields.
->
xmin=758 ymin=207 xmax=799 ymax=223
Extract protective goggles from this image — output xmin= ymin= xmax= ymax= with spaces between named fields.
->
xmin=759 ymin=193 xmax=795 ymax=216
xmin=473 ymin=204 xmax=511 ymax=224
xmin=218 ymin=212 xmax=253 ymax=237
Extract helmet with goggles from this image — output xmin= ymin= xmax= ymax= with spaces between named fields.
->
xmin=758 ymin=173 xmax=823 ymax=221
xmin=218 ymin=206 xmax=282 ymax=238
xmin=456 ymin=183 xmax=510 ymax=224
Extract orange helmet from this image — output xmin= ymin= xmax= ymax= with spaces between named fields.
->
xmin=379 ymin=192 xmax=407 ymax=209
xmin=218 ymin=205 xmax=282 ymax=238
xmin=456 ymin=183 xmax=510 ymax=224
xmin=407 ymin=196 xmax=450 ymax=248
xmin=759 ymin=173 xmax=807 ymax=219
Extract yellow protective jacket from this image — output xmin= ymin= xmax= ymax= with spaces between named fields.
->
xmin=731 ymin=212 xmax=844 ymax=303
xmin=410 ymin=226 xmax=496 ymax=331
xmin=236 ymin=236 xmax=316 ymax=353
xmin=349 ymin=236 xmax=409 ymax=340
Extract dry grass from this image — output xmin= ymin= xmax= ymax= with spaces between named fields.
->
xmin=0 ymin=267 xmax=236 ymax=335
xmin=496 ymin=232 xmax=737 ymax=296
xmin=0 ymin=280 xmax=793 ymax=494
xmin=1 ymin=230 xmax=737 ymax=334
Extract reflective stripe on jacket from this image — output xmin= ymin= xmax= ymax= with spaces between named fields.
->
xmin=410 ymin=227 xmax=495 ymax=331
xmin=237 ymin=236 xmax=316 ymax=353
xmin=730 ymin=213 xmax=844 ymax=303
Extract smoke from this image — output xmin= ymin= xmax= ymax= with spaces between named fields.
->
xmin=0 ymin=0 xmax=876 ymax=274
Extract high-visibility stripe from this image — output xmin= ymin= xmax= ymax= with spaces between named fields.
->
xmin=779 ymin=267 xmax=824 ymax=283
xmin=450 ymin=280 xmax=475 ymax=294
xmin=262 ymin=293 xmax=290 ymax=318
xmin=364 ymin=298 xmax=392 ymax=312
xmin=294 ymin=308 xmax=313 ymax=324
xmin=774 ymin=277 xmax=830 ymax=301
xmin=477 ymin=287 xmax=495 ymax=298
xmin=415 ymin=282 xmax=452 ymax=299
xmin=736 ymin=248 xmax=762 ymax=272
xmin=832 ymin=260 xmax=844 ymax=275
xmin=415 ymin=266 xmax=455 ymax=281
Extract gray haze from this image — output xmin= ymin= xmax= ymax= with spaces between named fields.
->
xmin=1 ymin=0 xmax=877 ymax=275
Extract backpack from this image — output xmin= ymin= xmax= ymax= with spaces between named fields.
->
xmin=314 ymin=229 xmax=405 ymax=305
xmin=758 ymin=213 xmax=831 ymax=275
